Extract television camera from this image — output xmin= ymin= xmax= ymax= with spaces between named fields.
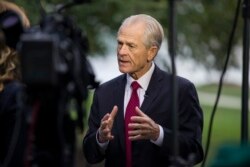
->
xmin=1 ymin=0 xmax=98 ymax=166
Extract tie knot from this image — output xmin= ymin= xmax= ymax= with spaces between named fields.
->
xmin=131 ymin=81 xmax=140 ymax=91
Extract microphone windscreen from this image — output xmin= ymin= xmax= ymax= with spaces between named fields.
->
xmin=0 ymin=10 xmax=24 ymax=49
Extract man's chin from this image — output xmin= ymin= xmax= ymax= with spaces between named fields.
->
xmin=119 ymin=68 xmax=130 ymax=74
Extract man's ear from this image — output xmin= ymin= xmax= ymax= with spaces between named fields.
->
xmin=147 ymin=46 xmax=158 ymax=62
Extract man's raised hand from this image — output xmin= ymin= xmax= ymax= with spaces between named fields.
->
xmin=98 ymin=105 xmax=118 ymax=143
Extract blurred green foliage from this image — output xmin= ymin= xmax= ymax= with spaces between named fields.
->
xmin=10 ymin=0 xmax=242 ymax=70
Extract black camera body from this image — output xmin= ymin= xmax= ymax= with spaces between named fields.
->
xmin=19 ymin=12 xmax=98 ymax=97
xmin=20 ymin=31 xmax=60 ymax=87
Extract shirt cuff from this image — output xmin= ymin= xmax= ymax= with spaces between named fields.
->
xmin=150 ymin=125 xmax=164 ymax=146
xmin=96 ymin=129 xmax=109 ymax=150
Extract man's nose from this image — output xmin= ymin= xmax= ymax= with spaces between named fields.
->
xmin=118 ymin=45 xmax=128 ymax=55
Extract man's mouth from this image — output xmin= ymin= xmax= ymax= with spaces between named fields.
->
xmin=119 ymin=59 xmax=130 ymax=65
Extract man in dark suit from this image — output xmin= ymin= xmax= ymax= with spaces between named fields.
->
xmin=83 ymin=14 xmax=203 ymax=167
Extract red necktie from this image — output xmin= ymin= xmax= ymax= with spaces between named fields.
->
xmin=125 ymin=81 xmax=140 ymax=167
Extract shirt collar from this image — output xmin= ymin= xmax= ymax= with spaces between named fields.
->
xmin=126 ymin=63 xmax=155 ymax=91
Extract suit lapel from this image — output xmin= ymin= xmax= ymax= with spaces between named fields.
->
xmin=113 ymin=75 xmax=127 ymax=152
xmin=141 ymin=66 xmax=164 ymax=114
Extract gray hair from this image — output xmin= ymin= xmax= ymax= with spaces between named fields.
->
xmin=118 ymin=14 xmax=164 ymax=49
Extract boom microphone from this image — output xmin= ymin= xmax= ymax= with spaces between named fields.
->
xmin=0 ymin=10 xmax=24 ymax=49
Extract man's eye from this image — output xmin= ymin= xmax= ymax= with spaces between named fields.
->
xmin=128 ymin=44 xmax=135 ymax=48
xmin=117 ymin=42 xmax=122 ymax=47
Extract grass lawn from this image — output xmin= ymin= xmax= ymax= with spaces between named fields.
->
xmin=197 ymin=83 xmax=250 ymax=97
xmin=200 ymin=105 xmax=242 ymax=166
xmin=197 ymin=83 xmax=250 ymax=166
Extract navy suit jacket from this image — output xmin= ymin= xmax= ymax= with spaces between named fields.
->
xmin=83 ymin=65 xmax=203 ymax=167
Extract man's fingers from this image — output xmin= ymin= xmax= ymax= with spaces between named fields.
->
xmin=110 ymin=105 xmax=118 ymax=119
xmin=101 ymin=113 xmax=110 ymax=122
xmin=100 ymin=119 xmax=109 ymax=129
xmin=101 ymin=105 xmax=118 ymax=128
xmin=131 ymin=107 xmax=153 ymax=124
xmin=98 ymin=105 xmax=118 ymax=142
xmin=129 ymin=134 xmax=144 ymax=141
xmin=128 ymin=129 xmax=141 ymax=136
xmin=101 ymin=105 xmax=118 ymax=123
xmin=128 ymin=128 xmax=151 ymax=141
xmin=102 ymin=127 xmax=111 ymax=134
xmin=135 ymin=107 xmax=147 ymax=117
xmin=128 ymin=123 xmax=148 ymax=130
xmin=102 ymin=130 xmax=114 ymax=140
xmin=130 ymin=116 xmax=146 ymax=123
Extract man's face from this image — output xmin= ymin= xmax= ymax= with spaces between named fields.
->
xmin=117 ymin=22 xmax=155 ymax=79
